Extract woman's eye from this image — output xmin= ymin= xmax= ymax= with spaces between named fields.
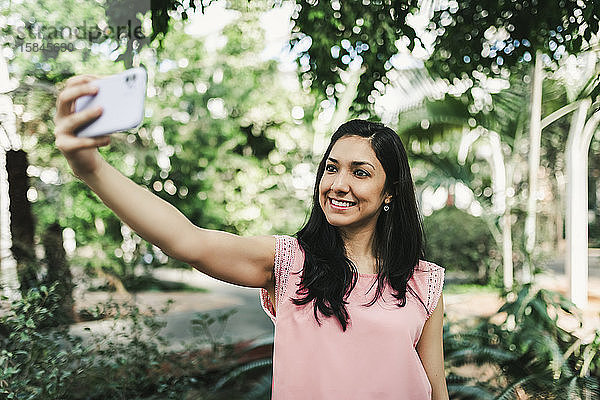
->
xmin=325 ymin=165 xmax=368 ymax=176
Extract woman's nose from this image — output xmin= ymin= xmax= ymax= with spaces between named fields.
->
xmin=330 ymin=172 xmax=350 ymax=192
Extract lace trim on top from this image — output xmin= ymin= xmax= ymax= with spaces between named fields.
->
xmin=420 ymin=261 xmax=445 ymax=321
xmin=259 ymin=235 xmax=296 ymax=324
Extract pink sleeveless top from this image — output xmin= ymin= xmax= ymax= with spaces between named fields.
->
xmin=259 ymin=235 xmax=445 ymax=399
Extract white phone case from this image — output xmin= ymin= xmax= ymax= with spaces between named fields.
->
xmin=75 ymin=67 xmax=147 ymax=138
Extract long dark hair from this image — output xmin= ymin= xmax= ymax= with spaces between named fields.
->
xmin=292 ymin=119 xmax=426 ymax=331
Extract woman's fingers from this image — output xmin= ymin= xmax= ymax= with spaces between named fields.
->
xmin=80 ymin=135 xmax=111 ymax=149
xmin=55 ymin=84 xmax=99 ymax=119
xmin=65 ymin=74 xmax=102 ymax=86
xmin=56 ymin=133 xmax=111 ymax=153
xmin=59 ymin=74 xmax=103 ymax=93
xmin=56 ymin=105 xmax=103 ymax=136
xmin=55 ymin=74 xmax=104 ymax=118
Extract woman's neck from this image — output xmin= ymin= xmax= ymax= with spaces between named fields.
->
xmin=340 ymin=228 xmax=376 ymax=263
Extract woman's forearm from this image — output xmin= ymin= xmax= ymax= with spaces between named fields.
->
xmin=75 ymin=155 xmax=193 ymax=259
xmin=432 ymin=379 xmax=450 ymax=400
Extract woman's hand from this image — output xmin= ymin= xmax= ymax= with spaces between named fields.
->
xmin=53 ymin=74 xmax=111 ymax=178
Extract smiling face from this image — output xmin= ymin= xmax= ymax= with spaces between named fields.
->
xmin=318 ymin=135 xmax=392 ymax=234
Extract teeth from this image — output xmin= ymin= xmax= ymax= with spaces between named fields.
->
xmin=331 ymin=199 xmax=355 ymax=207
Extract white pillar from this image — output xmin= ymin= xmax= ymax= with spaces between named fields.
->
xmin=524 ymin=50 xmax=544 ymax=284
xmin=459 ymin=129 xmax=514 ymax=289
xmin=566 ymin=99 xmax=598 ymax=308
xmin=488 ymin=131 xmax=513 ymax=290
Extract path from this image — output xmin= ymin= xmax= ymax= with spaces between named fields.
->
xmin=70 ymin=268 xmax=274 ymax=351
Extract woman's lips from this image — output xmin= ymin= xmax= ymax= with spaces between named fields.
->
xmin=329 ymin=198 xmax=356 ymax=210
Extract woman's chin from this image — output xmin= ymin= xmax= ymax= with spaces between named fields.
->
xmin=325 ymin=214 xmax=354 ymax=227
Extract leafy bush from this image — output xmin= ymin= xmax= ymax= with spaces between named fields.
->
xmin=0 ymin=284 xmax=88 ymax=399
xmin=74 ymin=300 xmax=188 ymax=399
xmin=0 ymin=285 xmax=273 ymax=399
xmin=445 ymin=282 xmax=600 ymax=399
xmin=424 ymin=206 xmax=497 ymax=283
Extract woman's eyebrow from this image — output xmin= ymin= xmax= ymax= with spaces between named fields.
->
xmin=327 ymin=157 xmax=375 ymax=170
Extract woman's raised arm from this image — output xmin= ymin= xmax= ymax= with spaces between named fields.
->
xmin=54 ymin=74 xmax=276 ymax=290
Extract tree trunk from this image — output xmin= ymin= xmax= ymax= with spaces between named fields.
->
xmin=0 ymin=50 xmax=22 ymax=300
xmin=6 ymin=149 xmax=38 ymax=295
xmin=42 ymin=222 xmax=75 ymax=325
xmin=0 ymin=149 xmax=21 ymax=301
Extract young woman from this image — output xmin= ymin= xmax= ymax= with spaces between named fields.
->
xmin=54 ymin=75 xmax=448 ymax=399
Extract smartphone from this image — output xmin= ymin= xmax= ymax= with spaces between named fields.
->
xmin=74 ymin=67 xmax=147 ymax=138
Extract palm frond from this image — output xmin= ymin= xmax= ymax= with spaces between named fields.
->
xmin=523 ymin=331 xmax=568 ymax=378
xmin=397 ymin=95 xmax=471 ymax=142
xmin=244 ymin=372 xmax=273 ymax=400
xmin=448 ymin=384 xmax=497 ymax=400
xmin=577 ymin=70 xmax=600 ymax=102
xmin=494 ymin=375 xmax=536 ymax=400
xmin=575 ymin=376 xmax=600 ymax=398
xmin=446 ymin=373 xmax=475 ymax=385
xmin=213 ymin=358 xmax=272 ymax=392
xmin=410 ymin=152 xmax=476 ymax=185
xmin=497 ymin=284 xmax=538 ymax=323
xmin=444 ymin=329 xmax=496 ymax=343
xmin=446 ymin=346 xmax=518 ymax=366
xmin=547 ymin=375 xmax=593 ymax=400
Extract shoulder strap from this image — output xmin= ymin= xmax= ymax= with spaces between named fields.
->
xmin=422 ymin=261 xmax=445 ymax=320
xmin=259 ymin=235 xmax=299 ymax=323
xmin=274 ymin=235 xmax=299 ymax=312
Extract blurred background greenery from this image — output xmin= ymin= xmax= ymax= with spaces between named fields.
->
xmin=1 ymin=0 xmax=600 ymax=398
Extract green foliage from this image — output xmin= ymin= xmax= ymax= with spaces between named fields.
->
xmin=444 ymin=283 xmax=499 ymax=295
xmin=445 ymin=282 xmax=600 ymax=399
xmin=398 ymin=70 xmax=586 ymax=273
xmin=289 ymin=0 xmax=599 ymax=114
xmin=1 ymin=0 xmax=111 ymax=80
xmin=6 ymin=0 xmax=316 ymax=285
xmin=0 ymin=285 xmax=88 ymax=399
xmin=397 ymin=94 xmax=473 ymax=143
xmin=424 ymin=206 xmax=495 ymax=282
xmin=291 ymin=0 xmax=420 ymax=114
xmin=140 ymin=7 xmax=314 ymax=238
xmin=191 ymin=309 xmax=238 ymax=356
xmin=424 ymin=0 xmax=600 ymax=80
xmin=76 ymin=302 xmax=176 ymax=399
xmin=0 ymin=285 xmax=271 ymax=399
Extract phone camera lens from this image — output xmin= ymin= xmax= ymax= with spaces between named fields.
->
xmin=124 ymin=75 xmax=136 ymax=88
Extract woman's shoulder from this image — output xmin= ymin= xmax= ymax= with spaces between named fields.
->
xmin=413 ymin=259 xmax=445 ymax=273
xmin=271 ymin=234 xmax=306 ymax=266
xmin=410 ymin=260 xmax=446 ymax=316
xmin=272 ymin=234 xmax=302 ymax=251
xmin=273 ymin=234 xmax=297 ymax=241
xmin=410 ymin=260 xmax=445 ymax=293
